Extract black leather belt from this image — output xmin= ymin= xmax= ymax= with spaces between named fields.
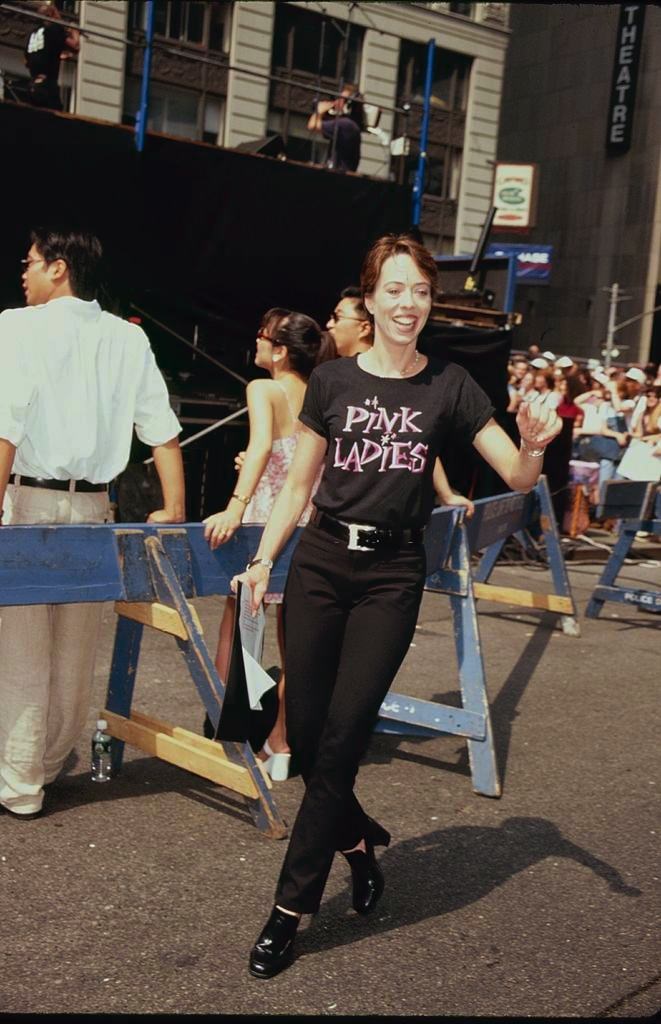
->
xmin=311 ymin=509 xmax=424 ymax=550
xmin=10 ymin=474 xmax=108 ymax=493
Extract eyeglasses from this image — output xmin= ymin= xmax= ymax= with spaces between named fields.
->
xmin=20 ymin=257 xmax=46 ymax=270
xmin=328 ymin=310 xmax=367 ymax=324
xmin=257 ymin=332 xmax=276 ymax=343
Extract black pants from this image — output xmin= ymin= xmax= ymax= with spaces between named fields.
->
xmin=275 ymin=522 xmax=426 ymax=914
xmin=28 ymin=77 xmax=63 ymax=111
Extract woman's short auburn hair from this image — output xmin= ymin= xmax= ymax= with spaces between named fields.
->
xmin=360 ymin=234 xmax=438 ymax=298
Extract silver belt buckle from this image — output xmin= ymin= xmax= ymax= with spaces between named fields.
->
xmin=347 ymin=522 xmax=377 ymax=551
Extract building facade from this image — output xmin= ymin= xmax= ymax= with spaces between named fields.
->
xmin=496 ymin=3 xmax=661 ymax=363
xmin=0 ymin=0 xmax=510 ymax=255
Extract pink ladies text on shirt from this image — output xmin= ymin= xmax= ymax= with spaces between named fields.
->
xmin=332 ymin=398 xmax=429 ymax=474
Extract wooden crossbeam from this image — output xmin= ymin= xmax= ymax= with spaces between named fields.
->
xmin=102 ymin=709 xmax=271 ymax=797
xmin=114 ymin=600 xmax=203 ymax=639
xmin=128 ymin=709 xmax=228 ymax=760
xmin=473 ymin=582 xmax=574 ymax=614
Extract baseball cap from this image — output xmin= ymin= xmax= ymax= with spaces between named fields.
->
xmin=530 ymin=357 xmax=549 ymax=369
xmin=625 ymin=367 xmax=646 ymax=384
xmin=541 ymin=350 xmax=556 ymax=361
xmin=555 ymin=356 xmax=574 ymax=368
xmin=587 ymin=358 xmax=601 ymax=370
xmin=592 ymin=370 xmax=610 ymax=386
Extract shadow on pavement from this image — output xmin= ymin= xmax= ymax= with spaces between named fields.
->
xmin=365 ymin=614 xmax=556 ymax=791
xmin=41 ymin=756 xmax=257 ymax=829
xmin=296 ymin=816 xmax=642 ymax=957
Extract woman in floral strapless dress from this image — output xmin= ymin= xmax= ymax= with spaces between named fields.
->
xmin=204 ymin=309 xmax=335 ymax=776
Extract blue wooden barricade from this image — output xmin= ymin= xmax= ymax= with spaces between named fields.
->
xmin=0 ymin=522 xmax=299 ymax=838
xmin=586 ymin=482 xmax=661 ymax=619
xmin=471 ymin=475 xmax=579 ymax=637
xmin=0 ymin=478 xmax=576 ymax=829
xmin=375 ymin=476 xmax=578 ymax=798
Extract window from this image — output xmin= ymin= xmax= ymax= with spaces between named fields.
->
xmin=449 ymin=2 xmax=474 ymax=16
xmin=399 ymin=147 xmax=462 ymax=201
xmin=123 ymin=77 xmax=201 ymax=141
xmin=392 ymin=41 xmax=470 ymax=213
xmin=269 ymin=5 xmax=364 ymax=164
xmin=417 ymin=1 xmax=474 ymax=15
xmin=397 ymin=41 xmax=472 ymax=112
xmin=267 ymin=110 xmax=318 ymax=165
xmin=129 ymin=0 xmax=229 ymax=51
xmin=271 ymin=4 xmax=364 ymax=83
xmin=203 ymin=96 xmax=225 ymax=145
xmin=54 ymin=0 xmax=79 ymax=16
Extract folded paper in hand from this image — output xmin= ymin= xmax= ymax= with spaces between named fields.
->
xmin=238 ymin=583 xmax=277 ymax=710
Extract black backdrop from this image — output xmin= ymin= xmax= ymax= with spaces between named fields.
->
xmin=1 ymin=102 xmax=410 ymax=336
xmin=2 ymin=102 xmax=516 ymax=512
xmin=420 ymin=322 xmax=516 ymax=499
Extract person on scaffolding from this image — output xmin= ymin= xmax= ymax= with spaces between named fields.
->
xmin=307 ymin=84 xmax=366 ymax=173
xmin=24 ymin=2 xmax=79 ymax=112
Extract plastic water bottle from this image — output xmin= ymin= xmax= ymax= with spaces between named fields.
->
xmin=91 ymin=719 xmax=112 ymax=783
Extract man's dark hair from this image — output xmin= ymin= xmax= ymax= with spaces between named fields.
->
xmin=340 ymin=285 xmax=369 ymax=321
xmin=29 ymin=227 xmax=103 ymax=300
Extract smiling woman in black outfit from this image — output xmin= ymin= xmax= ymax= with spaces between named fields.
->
xmin=232 ymin=234 xmax=561 ymax=979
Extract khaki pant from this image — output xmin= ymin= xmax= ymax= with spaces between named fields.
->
xmin=0 ymin=485 xmax=111 ymax=815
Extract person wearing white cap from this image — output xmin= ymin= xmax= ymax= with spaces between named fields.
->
xmin=530 ymin=357 xmax=549 ymax=370
xmin=625 ymin=367 xmax=647 ymax=386
xmin=541 ymin=350 xmax=556 ymax=362
xmin=618 ymin=368 xmax=647 ymax=434
xmin=555 ymin=356 xmax=574 ymax=370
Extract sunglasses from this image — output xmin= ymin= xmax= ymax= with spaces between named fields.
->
xmin=328 ymin=310 xmax=367 ymax=324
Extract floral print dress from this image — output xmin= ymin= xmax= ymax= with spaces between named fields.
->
xmin=243 ymin=383 xmax=319 ymax=603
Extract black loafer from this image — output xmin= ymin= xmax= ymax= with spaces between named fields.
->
xmin=343 ymin=842 xmax=385 ymax=915
xmin=249 ymin=906 xmax=300 ymax=979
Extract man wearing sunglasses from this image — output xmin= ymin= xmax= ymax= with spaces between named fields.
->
xmin=0 ymin=227 xmax=185 ymax=820
xmin=326 ymin=286 xmax=373 ymax=357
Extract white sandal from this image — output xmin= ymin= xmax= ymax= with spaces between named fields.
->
xmin=261 ymin=740 xmax=291 ymax=782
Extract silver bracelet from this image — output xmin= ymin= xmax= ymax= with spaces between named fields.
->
xmin=246 ymin=557 xmax=274 ymax=571
xmin=520 ymin=438 xmax=546 ymax=458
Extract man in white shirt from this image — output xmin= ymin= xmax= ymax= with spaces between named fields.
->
xmin=0 ymin=227 xmax=185 ymax=819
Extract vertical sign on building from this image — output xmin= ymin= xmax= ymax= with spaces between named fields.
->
xmin=606 ymin=4 xmax=646 ymax=154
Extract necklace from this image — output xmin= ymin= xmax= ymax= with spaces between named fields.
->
xmin=361 ymin=349 xmax=422 ymax=378
xmin=400 ymin=350 xmax=420 ymax=376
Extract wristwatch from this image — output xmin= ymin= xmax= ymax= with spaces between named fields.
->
xmin=246 ymin=557 xmax=274 ymax=571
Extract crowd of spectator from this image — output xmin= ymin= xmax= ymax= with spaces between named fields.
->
xmin=505 ymin=345 xmax=661 ymax=532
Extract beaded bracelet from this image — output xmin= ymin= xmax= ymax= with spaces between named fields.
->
xmin=520 ymin=438 xmax=546 ymax=458
xmin=231 ymin=492 xmax=251 ymax=504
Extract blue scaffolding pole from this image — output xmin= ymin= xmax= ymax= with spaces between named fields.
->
xmin=135 ymin=0 xmax=155 ymax=153
xmin=411 ymin=38 xmax=436 ymax=226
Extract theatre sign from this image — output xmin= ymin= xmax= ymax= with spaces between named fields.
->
xmin=606 ymin=3 xmax=646 ymax=154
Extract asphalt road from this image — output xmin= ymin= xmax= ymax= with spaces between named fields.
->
xmin=1 ymin=553 xmax=659 ymax=1018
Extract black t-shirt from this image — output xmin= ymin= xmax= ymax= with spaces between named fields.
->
xmin=321 ymin=116 xmax=361 ymax=172
xmin=25 ymin=23 xmax=67 ymax=80
xmin=300 ymin=355 xmax=495 ymax=528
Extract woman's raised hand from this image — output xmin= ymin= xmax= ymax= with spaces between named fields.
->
xmin=516 ymin=394 xmax=562 ymax=448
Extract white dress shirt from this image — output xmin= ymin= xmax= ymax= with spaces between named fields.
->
xmin=0 ymin=296 xmax=181 ymax=482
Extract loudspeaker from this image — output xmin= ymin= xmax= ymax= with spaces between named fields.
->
xmin=234 ymin=134 xmax=284 ymax=158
